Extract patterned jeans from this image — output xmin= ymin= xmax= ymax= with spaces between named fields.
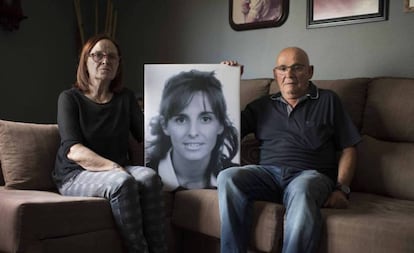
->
xmin=58 ymin=166 xmax=167 ymax=253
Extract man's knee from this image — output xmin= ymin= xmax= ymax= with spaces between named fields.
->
xmin=217 ymin=166 xmax=242 ymax=186
xmin=284 ymin=170 xmax=333 ymax=206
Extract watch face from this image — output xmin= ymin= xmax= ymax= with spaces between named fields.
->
xmin=340 ymin=185 xmax=350 ymax=194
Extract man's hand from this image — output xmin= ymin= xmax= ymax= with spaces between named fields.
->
xmin=220 ymin=60 xmax=244 ymax=75
xmin=324 ymin=191 xmax=349 ymax=209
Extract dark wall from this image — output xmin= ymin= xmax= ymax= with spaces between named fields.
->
xmin=1 ymin=1 xmax=414 ymax=123
xmin=0 ymin=0 xmax=77 ymax=123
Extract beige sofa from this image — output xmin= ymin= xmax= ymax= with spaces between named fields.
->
xmin=1 ymin=77 xmax=414 ymax=253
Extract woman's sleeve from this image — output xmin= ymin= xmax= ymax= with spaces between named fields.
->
xmin=57 ymin=91 xmax=82 ymax=156
xmin=129 ymin=91 xmax=144 ymax=143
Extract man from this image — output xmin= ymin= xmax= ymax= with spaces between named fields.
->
xmin=219 ymin=47 xmax=361 ymax=253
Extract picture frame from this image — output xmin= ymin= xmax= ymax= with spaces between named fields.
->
xmin=307 ymin=0 xmax=388 ymax=29
xmin=404 ymin=0 xmax=414 ymax=13
xmin=229 ymin=0 xmax=289 ymax=31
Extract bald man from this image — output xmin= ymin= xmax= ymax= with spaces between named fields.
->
xmin=219 ymin=47 xmax=361 ymax=253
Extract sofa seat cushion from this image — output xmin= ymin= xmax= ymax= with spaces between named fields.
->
xmin=171 ymin=189 xmax=284 ymax=253
xmin=320 ymin=192 xmax=414 ymax=253
xmin=0 ymin=188 xmax=116 ymax=253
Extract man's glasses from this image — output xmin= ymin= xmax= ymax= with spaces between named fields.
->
xmin=273 ymin=64 xmax=306 ymax=74
xmin=89 ymin=52 xmax=120 ymax=63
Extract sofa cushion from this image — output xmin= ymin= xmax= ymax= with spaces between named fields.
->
xmin=313 ymin=78 xmax=369 ymax=130
xmin=362 ymin=77 xmax=414 ymax=142
xmin=171 ymin=189 xmax=284 ymax=252
xmin=0 ymin=120 xmax=59 ymax=190
xmin=320 ymin=192 xmax=414 ymax=253
xmin=352 ymin=135 xmax=414 ymax=201
xmin=240 ymin=79 xmax=273 ymax=110
xmin=0 ymin=189 xmax=116 ymax=253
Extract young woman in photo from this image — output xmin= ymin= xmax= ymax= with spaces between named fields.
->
xmin=146 ymin=70 xmax=239 ymax=191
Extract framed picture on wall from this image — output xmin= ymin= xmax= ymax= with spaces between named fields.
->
xmin=307 ymin=0 xmax=388 ymax=28
xmin=404 ymin=0 xmax=414 ymax=12
xmin=229 ymin=0 xmax=289 ymax=31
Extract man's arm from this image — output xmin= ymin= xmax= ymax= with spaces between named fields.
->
xmin=337 ymin=146 xmax=357 ymax=187
xmin=324 ymin=146 xmax=357 ymax=208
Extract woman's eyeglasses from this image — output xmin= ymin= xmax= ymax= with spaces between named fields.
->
xmin=89 ymin=52 xmax=120 ymax=63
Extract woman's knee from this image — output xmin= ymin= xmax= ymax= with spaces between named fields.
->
xmin=108 ymin=173 xmax=136 ymax=195
xmin=128 ymin=166 xmax=162 ymax=190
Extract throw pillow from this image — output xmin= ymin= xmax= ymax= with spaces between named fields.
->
xmin=0 ymin=120 xmax=60 ymax=190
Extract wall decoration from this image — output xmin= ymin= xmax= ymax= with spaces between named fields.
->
xmin=307 ymin=0 xmax=388 ymax=28
xmin=144 ymin=64 xmax=241 ymax=191
xmin=74 ymin=0 xmax=118 ymax=45
xmin=229 ymin=0 xmax=289 ymax=31
xmin=0 ymin=0 xmax=27 ymax=31
xmin=404 ymin=0 xmax=414 ymax=12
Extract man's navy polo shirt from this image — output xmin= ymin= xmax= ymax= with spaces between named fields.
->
xmin=241 ymin=82 xmax=361 ymax=181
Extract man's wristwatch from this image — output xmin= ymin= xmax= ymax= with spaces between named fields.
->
xmin=336 ymin=183 xmax=351 ymax=199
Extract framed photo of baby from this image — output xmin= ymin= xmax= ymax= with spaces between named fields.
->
xmin=229 ymin=0 xmax=289 ymax=31
xmin=144 ymin=64 xmax=241 ymax=191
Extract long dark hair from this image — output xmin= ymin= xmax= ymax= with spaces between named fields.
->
xmin=147 ymin=70 xmax=239 ymax=171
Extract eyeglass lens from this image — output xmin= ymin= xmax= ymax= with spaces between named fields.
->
xmin=90 ymin=52 xmax=119 ymax=62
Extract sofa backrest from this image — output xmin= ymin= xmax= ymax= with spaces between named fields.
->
xmin=0 ymin=119 xmax=145 ymax=190
xmin=352 ymin=77 xmax=414 ymax=201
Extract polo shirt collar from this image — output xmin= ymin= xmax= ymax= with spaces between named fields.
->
xmin=270 ymin=81 xmax=319 ymax=115
xmin=271 ymin=81 xmax=319 ymax=103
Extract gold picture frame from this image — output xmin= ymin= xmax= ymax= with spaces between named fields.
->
xmin=404 ymin=0 xmax=414 ymax=12
xmin=229 ymin=0 xmax=289 ymax=31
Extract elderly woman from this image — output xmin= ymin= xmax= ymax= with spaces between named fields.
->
xmin=53 ymin=34 xmax=166 ymax=253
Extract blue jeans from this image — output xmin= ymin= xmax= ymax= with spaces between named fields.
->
xmin=217 ymin=165 xmax=334 ymax=253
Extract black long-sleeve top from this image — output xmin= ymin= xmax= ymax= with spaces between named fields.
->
xmin=53 ymin=87 xmax=143 ymax=186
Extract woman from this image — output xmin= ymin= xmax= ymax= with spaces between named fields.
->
xmin=53 ymin=34 xmax=166 ymax=253
xmin=146 ymin=70 xmax=239 ymax=191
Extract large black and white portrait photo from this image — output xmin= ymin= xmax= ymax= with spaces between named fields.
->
xmin=144 ymin=64 xmax=241 ymax=191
